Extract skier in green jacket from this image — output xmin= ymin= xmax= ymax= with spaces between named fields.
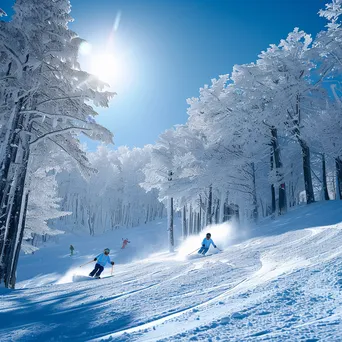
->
xmin=70 ymin=244 xmax=75 ymax=256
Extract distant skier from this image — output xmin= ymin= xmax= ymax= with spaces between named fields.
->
xmin=121 ymin=238 xmax=130 ymax=249
xmin=70 ymin=244 xmax=74 ymax=256
xmin=198 ymin=233 xmax=217 ymax=255
xmin=89 ymin=248 xmax=115 ymax=278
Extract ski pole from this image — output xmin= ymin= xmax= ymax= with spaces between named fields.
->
xmin=188 ymin=248 xmax=200 ymax=256
xmin=79 ymin=260 xmax=94 ymax=268
xmin=111 ymin=264 xmax=114 ymax=276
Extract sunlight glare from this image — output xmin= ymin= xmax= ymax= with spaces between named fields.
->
xmin=91 ymin=53 xmax=123 ymax=84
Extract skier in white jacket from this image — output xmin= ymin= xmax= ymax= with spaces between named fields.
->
xmin=198 ymin=233 xmax=217 ymax=255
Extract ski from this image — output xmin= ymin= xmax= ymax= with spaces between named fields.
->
xmin=95 ymin=275 xmax=114 ymax=280
xmin=72 ymin=275 xmax=114 ymax=282
xmin=201 ymin=253 xmax=221 ymax=257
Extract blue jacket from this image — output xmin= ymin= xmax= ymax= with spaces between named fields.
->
xmin=95 ymin=253 xmax=112 ymax=267
xmin=202 ymin=238 xmax=216 ymax=249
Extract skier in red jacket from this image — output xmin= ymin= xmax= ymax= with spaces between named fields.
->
xmin=121 ymin=238 xmax=130 ymax=249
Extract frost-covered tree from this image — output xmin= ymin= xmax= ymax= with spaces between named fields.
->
xmin=185 ymin=76 xmax=264 ymax=222
xmin=143 ymin=8 xmax=342 ymax=234
xmin=23 ymin=166 xmax=70 ymax=254
xmin=57 ymin=145 xmax=165 ymax=235
xmin=256 ymin=29 xmax=319 ymax=204
xmin=313 ymin=0 xmax=342 ymax=199
xmin=0 ymin=0 xmax=114 ymax=288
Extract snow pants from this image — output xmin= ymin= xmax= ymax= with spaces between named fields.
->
xmin=89 ymin=263 xmax=104 ymax=277
xmin=198 ymin=247 xmax=209 ymax=255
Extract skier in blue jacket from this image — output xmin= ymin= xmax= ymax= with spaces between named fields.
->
xmin=198 ymin=233 xmax=217 ymax=255
xmin=89 ymin=248 xmax=115 ymax=278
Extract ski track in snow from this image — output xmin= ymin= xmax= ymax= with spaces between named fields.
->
xmin=1 ymin=202 xmax=342 ymax=341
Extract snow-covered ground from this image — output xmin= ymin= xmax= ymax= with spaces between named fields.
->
xmin=1 ymin=202 xmax=342 ymax=341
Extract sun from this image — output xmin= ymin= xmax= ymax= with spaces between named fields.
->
xmin=90 ymin=53 xmax=119 ymax=83
xmin=79 ymin=43 xmax=131 ymax=88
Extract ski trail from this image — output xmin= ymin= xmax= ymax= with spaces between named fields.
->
xmin=108 ymin=283 xmax=160 ymax=301
xmin=89 ymin=277 xmax=248 ymax=341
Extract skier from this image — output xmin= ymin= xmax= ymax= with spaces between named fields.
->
xmin=121 ymin=238 xmax=130 ymax=249
xmin=89 ymin=248 xmax=115 ymax=278
xmin=198 ymin=233 xmax=217 ymax=255
xmin=70 ymin=244 xmax=74 ymax=256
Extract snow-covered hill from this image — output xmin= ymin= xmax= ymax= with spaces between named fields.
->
xmin=1 ymin=202 xmax=342 ymax=341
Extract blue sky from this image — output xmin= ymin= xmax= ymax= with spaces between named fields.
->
xmin=2 ymin=0 xmax=326 ymax=150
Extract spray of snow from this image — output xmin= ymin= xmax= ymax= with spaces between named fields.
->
xmin=176 ymin=219 xmax=247 ymax=260
xmin=57 ymin=267 xmax=86 ymax=284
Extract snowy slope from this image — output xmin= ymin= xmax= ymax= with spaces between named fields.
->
xmin=15 ymin=219 xmax=179 ymax=288
xmin=1 ymin=202 xmax=342 ymax=341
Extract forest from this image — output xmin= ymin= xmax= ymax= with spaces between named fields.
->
xmin=1 ymin=0 xmax=342 ymax=288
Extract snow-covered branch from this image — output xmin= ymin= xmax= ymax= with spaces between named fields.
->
xmin=30 ymin=126 xmax=92 ymax=146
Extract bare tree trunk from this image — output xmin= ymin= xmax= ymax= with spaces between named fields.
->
xmin=193 ymin=212 xmax=197 ymax=235
xmin=300 ymin=140 xmax=315 ymax=204
xmin=259 ymin=197 xmax=265 ymax=218
xmin=290 ymin=163 xmax=296 ymax=207
xmin=270 ymin=149 xmax=276 ymax=215
xmin=335 ymin=157 xmax=342 ymax=200
xmin=0 ymin=108 xmax=27 ymax=254
xmin=235 ymin=204 xmax=240 ymax=222
xmin=207 ymin=185 xmax=212 ymax=226
xmin=271 ymin=128 xmax=287 ymax=214
xmin=223 ymin=192 xmax=230 ymax=222
xmin=182 ymin=205 xmax=187 ymax=239
xmin=322 ymin=153 xmax=330 ymax=201
xmin=0 ymin=55 xmax=29 ymax=205
xmin=294 ymin=95 xmax=314 ymax=204
xmin=251 ymin=163 xmax=258 ymax=222
xmin=8 ymin=189 xmax=29 ymax=288
xmin=189 ymin=204 xmax=193 ymax=235
xmin=215 ymin=199 xmax=220 ymax=223
xmin=223 ymin=202 xmax=228 ymax=222
xmin=0 ymin=141 xmax=30 ymax=288
xmin=291 ymin=181 xmax=296 ymax=206
xmin=219 ymin=191 xmax=225 ymax=223
xmin=199 ymin=198 xmax=202 ymax=231
xmin=168 ymin=197 xmax=174 ymax=252
xmin=0 ymin=100 xmax=25 ymax=203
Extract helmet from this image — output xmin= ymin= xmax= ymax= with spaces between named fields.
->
xmin=104 ymin=248 xmax=110 ymax=254
xmin=206 ymin=233 xmax=211 ymax=238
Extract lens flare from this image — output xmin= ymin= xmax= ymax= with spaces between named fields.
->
xmin=79 ymin=41 xmax=92 ymax=56
xmin=113 ymin=11 xmax=122 ymax=32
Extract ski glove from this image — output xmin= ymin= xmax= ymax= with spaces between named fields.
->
xmin=214 ymin=245 xmax=217 ymax=248
xmin=202 ymin=244 xmax=205 ymax=247
xmin=111 ymin=261 xmax=115 ymax=265
xmin=94 ymin=258 xmax=97 ymax=261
